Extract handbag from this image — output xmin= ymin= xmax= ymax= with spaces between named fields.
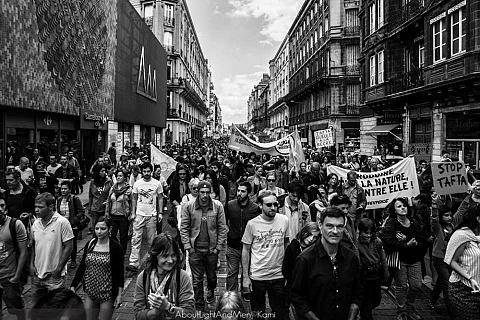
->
xmin=77 ymin=214 xmax=91 ymax=231
xmin=385 ymin=251 xmax=401 ymax=269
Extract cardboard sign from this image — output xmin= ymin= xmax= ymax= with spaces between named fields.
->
xmin=314 ymin=129 xmax=334 ymax=148
xmin=431 ymin=161 xmax=469 ymax=195
xmin=328 ymin=157 xmax=420 ymax=209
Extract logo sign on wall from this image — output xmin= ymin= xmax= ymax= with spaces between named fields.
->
xmin=314 ymin=129 xmax=334 ymax=148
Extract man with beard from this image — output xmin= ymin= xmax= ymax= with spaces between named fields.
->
xmin=304 ymin=162 xmax=326 ymax=204
xmin=225 ymin=182 xmax=261 ymax=293
xmin=291 ymin=207 xmax=363 ymax=320
xmin=54 ymin=155 xmax=77 ymax=185
xmin=242 ymin=190 xmax=289 ymax=320
xmin=180 ymin=181 xmax=227 ymax=309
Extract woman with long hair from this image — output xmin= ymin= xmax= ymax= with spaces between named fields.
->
xmin=88 ymin=165 xmax=113 ymax=229
xmin=170 ymin=165 xmax=191 ymax=207
xmin=134 ymin=234 xmax=195 ymax=320
xmin=444 ymin=207 xmax=480 ymax=319
xmin=205 ymin=170 xmax=226 ymax=206
xmin=379 ymin=198 xmax=427 ymax=320
xmin=105 ymin=169 xmax=132 ymax=255
xmin=70 ymin=217 xmax=124 ymax=320
xmin=324 ymin=173 xmax=341 ymax=201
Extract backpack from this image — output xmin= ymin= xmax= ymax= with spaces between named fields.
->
xmin=9 ymin=218 xmax=31 ymax=285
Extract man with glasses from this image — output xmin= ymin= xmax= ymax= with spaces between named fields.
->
xmin=242 ymin=190 xmax=289 ymax=320
xmin=291 ymin=207 xmax=363 ymax=320
xmin=180 ymin=180 xmax=227 ymax=309
xmin=225 ymin=182 xmax=261 ymax=294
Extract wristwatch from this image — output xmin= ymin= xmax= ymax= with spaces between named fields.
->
xmin=168 ymin=303 xmax=175 ymax=314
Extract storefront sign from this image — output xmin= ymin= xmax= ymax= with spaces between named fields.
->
xmin=84 ymin=113 xmax=108 ymax=127
xmin=431 ymin=161 xmax=469 ymax=195
xmin=43 ymin=116 xmax=53 ymax=126
xmin=328 ymin=157 xmax=420 ymax=209
xmin=314 ymin=129 xmax=334 ymax=148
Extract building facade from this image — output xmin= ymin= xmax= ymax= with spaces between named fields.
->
xmin=285 ymin=0 xmax=362 ymax=151
xmin=207 ymin=84 xmax=223 ymax=138
xmin=247 ymin=74 xmax=271 ymax=133
xmin=0 ymin=0 xmax=167 ymax=170
xmin=360 ymin=0 xmax=480 ymax=168
xmin=268 ymin=37 xmax=290 ymax=140
xmin=132 ymin=0 xmax=210 ymax=144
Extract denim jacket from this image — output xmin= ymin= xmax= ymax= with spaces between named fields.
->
xmin=180 ymin=197 xmax=228 ymax=252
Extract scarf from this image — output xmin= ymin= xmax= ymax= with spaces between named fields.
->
xmin=149 ymin=269 xmax=174 ymax=306
xmin=444 ymin=227 xmax=480 ymax=265
xmin=113 ymin=183 xmax=130 ymax=199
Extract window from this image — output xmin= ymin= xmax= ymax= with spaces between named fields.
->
xmin=164 ymin=3 xmax=174 ymax=21
xmin=325 ymin=17 xmax=329 ymax=32
xmin=450 ymin=8 xmax=466 ymax=55
xmin=369 ymin=3 xmax=376 ymax=34
xmin=144 ymin=3 xmax=153 ymax=18
xmin=315 ymin=30 xmax=318 ymax=43
xmin=370 ymin=55 xmax=376 ymax=86
xmin=164 ymin=31 xmax=173 ymax=47
xmin=418 ymin=42 xmax=424 ymax=67
xmin=432 ymin=18 xmax=446 ymax=62
xmin=378 ymin=0 xmax=384 ymax=28
xmin=377 ymin=50 xmax=384 ymax=83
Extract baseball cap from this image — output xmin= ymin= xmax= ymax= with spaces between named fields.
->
xmin=197 ymin=180 xmax=212 ymax=191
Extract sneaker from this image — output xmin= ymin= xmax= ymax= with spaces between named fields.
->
xmin=126 ymin=265 xmax=138 ymax=273
xmin=206 ymin=289 xmax=215 ymax=304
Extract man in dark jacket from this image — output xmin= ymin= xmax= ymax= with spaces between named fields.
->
xmin=224 ymin=182 xmax=261 ymax=293
xmin=4 ymin=168 xmax=37 ymax=221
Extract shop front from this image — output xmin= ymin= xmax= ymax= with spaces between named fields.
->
xmin=80 ymin=110 xmax=108 ymax=170
xmin=365 ymin=111 xmax=403 ymax=156
xmin=445 ymin=111 xmax=480 ymax=171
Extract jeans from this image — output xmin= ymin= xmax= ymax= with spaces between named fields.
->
xmin=110 ymin=215 xmax=130 ymax=254
xmin=431 ymin=256 xmax=451 ymax=304
xmin=226 ymin=246 xmax=242 ymax=291
xmin=189 ymin=251 xmax=218 ymax=306
xmin=251 ymin=279 xmax=286 ymax=320
xmin=129 ymin=215 xmax=157 ymax=267
xmin=0 ymin=280 xmax=25 ymax=320
xmin=31 ymin=276 xmax=66 ymax=305
xmin=394 ymin=261 xmax=422 ymax=311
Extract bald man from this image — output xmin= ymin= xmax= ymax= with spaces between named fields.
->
xmin=15 ymin=157 xmax=35 ymax=186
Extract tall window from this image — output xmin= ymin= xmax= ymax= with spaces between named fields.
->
xmin=377 ymin=50 xmax=384 ymax=83
xmin=164 ymin=4 xmax=174 ymax=21
xmin=450 ymin=8 xmax=466 ymax=56
xmin=144 ymin=3 xmax=153 ymax=19
xmin=378 ymin=0 xmax=384 ymax=28
xmin=164 ymin=31 xmax=173 ymax=47
xmin=369 ymin=3 xmax=376 ymax=34
xmin=370 ymin=55 xmax=376 ymax=86
xmin=325 ymin=16 xmax=329 ymax=33
xmin=432 ymin=18 xmax=446 ymax=62
xmin=418 ymin=42 xmax=424 ymax=67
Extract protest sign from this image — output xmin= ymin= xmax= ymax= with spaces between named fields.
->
xmin=327 ymin=157 xmax=419 ymax=209
xmin=150 ymin=144 xmax=177 ymax=180
xmin=314 ymin=129 xmax=334 ymax=148
xmin=431 ymin=161 xmax=469 ymax=195
xmin=228 ymin=125 xmax=290 ymax=156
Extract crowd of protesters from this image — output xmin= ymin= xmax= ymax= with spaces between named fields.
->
xmin=0 ymin=137 xmax=479 ymax=320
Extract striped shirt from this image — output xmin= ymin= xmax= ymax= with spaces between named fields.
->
xmin=447 ymin=228 xmax=480 ymax=288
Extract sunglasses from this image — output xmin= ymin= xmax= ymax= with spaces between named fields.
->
xmin=267 ymin=179 xmax=276 ymax=182
xmin=264 ymin=202 xmax=279 ymax=208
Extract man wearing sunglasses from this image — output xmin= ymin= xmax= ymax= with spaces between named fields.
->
xmin=291 ymin=207 xmax=363 ymax=320
xmin=242 ymin=190 xmax=289 ymax=320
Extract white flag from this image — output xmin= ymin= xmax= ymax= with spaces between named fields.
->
xmin=150 ymin=144 xmax=177 ymax=180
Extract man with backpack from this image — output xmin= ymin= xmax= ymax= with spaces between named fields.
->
xmin=0 ymin=193 xmax=28 ymax=320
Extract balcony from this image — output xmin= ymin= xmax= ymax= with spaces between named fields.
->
xmin=343 ymin=26 xmax=360 ymax=37
xmin=388 ymin=67 xmax=424 ymax=95
xmin=164 ymin=17 xmax=175 ymax=27
xmin=424 ymin=51 xmax=480 ymax=85
xmin=388 ymin=0 xmax=425 ymax=31
xmin=167 ymin=109 xmax=179 ymax=118
xmin=337 ymin=105 xmax=359 ymax=116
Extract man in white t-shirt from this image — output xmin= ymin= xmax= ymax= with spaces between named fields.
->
xmin=46 ymin=155 xmax=62 ymax=176
xmin=127 ymin=162 xmax=163 ymax=273
xmin=242 ymin=190 xmax=289 ymax=320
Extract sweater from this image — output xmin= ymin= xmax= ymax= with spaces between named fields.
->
xmin=71 ymin=238 xmax=124 ymax=299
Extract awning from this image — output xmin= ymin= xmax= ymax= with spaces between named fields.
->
xmin=366 ymin=124 xmax=403 ymax=141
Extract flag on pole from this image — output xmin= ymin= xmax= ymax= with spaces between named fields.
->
xmin=150 ymin=144 xmax=177 ymax=180
xmin=288 ymin=128 xmax=305 ymax=172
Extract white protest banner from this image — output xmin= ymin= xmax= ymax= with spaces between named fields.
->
xmin=327 ymin=157 xmax=420 ymax=209
xmin=228 ymin=125 xmax=291 ymax=156
xmin=150 ymin=144 xmax=177 ymax=180
xmin=314 ymin=129 xmax=334 ymax=148
xmin=431 ymin=161 xmax=469 ymax=195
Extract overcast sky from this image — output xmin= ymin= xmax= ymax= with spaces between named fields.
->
xmin=187 ymin=0 xmax=303 ymax=124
